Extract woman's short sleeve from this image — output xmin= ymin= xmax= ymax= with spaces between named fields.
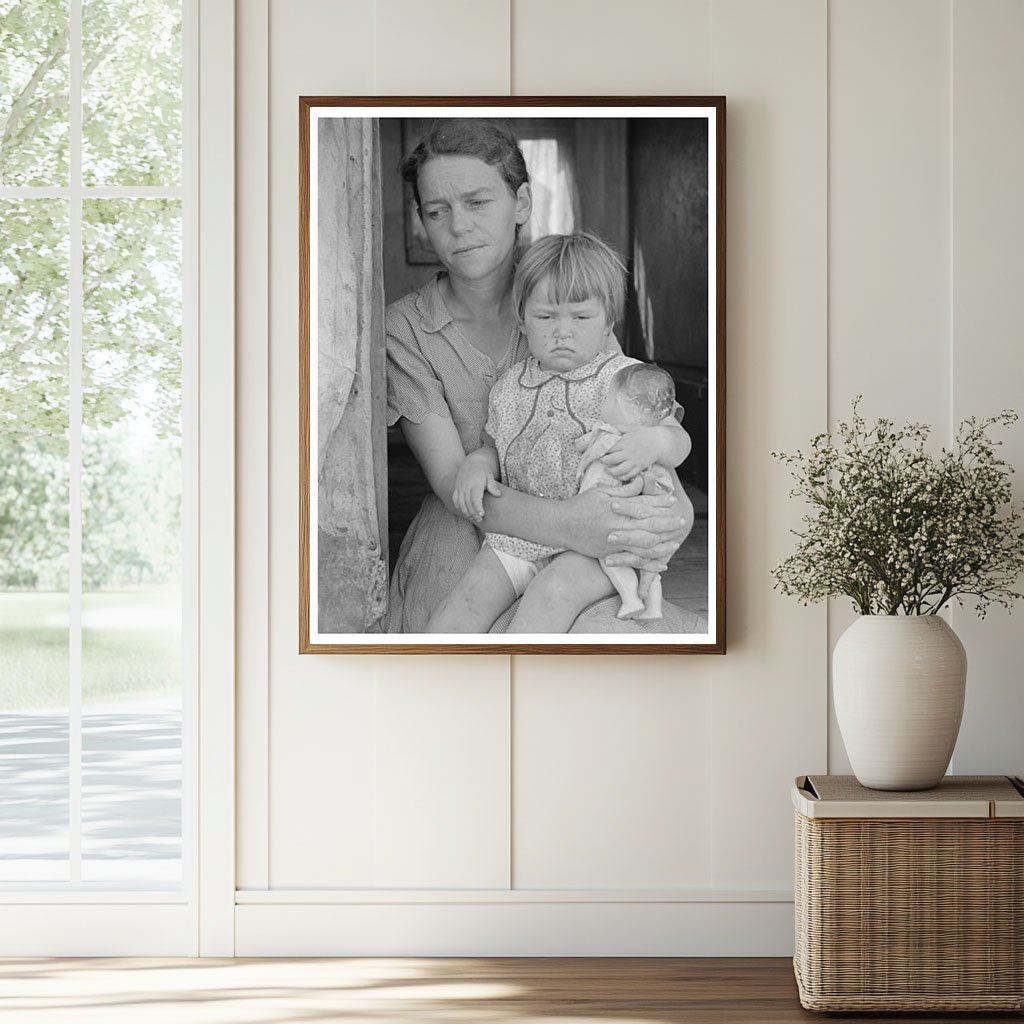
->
xmin=385 ymin=307 xmax=452 ymax=428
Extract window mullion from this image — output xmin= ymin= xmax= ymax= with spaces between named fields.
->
xmin=68 ymin=0 xmax=84 ymax=886
xmin=0 ymin=187 xmax=184 ymax=200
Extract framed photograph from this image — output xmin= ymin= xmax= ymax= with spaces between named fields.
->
xmin=300 ymin=97 xmax=725 ymax=654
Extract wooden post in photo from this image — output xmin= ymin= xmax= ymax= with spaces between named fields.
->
xmin=315 ymin=117 xmax=388 ymax=633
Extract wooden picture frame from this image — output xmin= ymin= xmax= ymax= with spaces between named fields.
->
xmin=300 ymin=97 xmax=725 ymax=654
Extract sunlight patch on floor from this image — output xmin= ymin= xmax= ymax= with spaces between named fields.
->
xmin=0 ymin=958 xmax=678 ymax=1024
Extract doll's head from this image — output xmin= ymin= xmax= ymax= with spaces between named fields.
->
xmin=601 ymin=362 xmax=677 ymax=426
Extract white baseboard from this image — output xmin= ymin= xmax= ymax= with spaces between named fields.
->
xmin=0 ymin=904 xmax=196 ymax=956
xmin=235 ymin=898 xmax=795 ymax=956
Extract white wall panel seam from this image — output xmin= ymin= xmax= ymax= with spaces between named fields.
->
xmin=825 ymin=0 xmax=832 ymax=771
xmin=508 ymin=656 xmax=515 ymax=889
xmin=371 ymin=670 xmax=378 ymax=886
xmin=504 ymin=0 xmax=513 ymax=852
xmin=947 ymin=0 xmax=955 ymax=457
xmin=708 ymin=0 xmax=716 ymax=890
xmin=507 ymin=0 xmax=514 ymax=94
xmin=946 ymin=0 xmax=957 ymax=764
xmin=710 ymin=0 xmax=715 ymax=92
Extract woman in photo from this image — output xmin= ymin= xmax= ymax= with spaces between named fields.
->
xmin=385 ymin=119 xmax=696 ymax=634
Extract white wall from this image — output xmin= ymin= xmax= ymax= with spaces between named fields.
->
xmin=234 ymin=0 xmax=1024 ymax=955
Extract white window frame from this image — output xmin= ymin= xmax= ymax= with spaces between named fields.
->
xmin=0 ymin=0 xmax=234 ymax=956
xmin=195 ymin=0 xmax=236 ymax=958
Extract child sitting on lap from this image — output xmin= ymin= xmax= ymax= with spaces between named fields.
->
xmin=425 ymin=233 xmax=689 ymax=635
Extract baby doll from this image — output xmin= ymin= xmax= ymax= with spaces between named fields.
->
xmin=576 ymin=362 xmax=680 ymax=619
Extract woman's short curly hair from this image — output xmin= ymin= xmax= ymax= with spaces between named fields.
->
xmin=401 ymin=119 xmax=530 ymax=207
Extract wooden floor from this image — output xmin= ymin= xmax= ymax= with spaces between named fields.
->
xmin=0 ymin=957 xmax=1020 ymax=1023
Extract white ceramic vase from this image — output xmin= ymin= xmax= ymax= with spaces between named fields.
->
xmin=833 ymin=615 xmax=967 ymax=791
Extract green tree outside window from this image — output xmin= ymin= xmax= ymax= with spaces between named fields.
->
xmin=1 ymin=0 xmax=183 ymax=708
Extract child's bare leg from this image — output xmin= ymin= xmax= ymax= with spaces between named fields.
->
xmin=637 ymin=570 xmax=663 ymax=620
xmin=426 ymin=547 xmax=517 ymax=633
xmin=599 ymin=561 xmax=644 ymax=618
xmin=507 ymin=552 xmax=615 ymax=633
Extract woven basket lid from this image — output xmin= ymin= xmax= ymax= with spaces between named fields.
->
xmin=793 ymin=774 xmax=1024 ymax=819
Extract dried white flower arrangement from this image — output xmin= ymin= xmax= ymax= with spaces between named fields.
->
xmin=772 ymin=401 xmax=1024 ymax=616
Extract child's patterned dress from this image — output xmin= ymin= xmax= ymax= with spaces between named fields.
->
xmin=483 ymin=349 xmax=638 ymax=562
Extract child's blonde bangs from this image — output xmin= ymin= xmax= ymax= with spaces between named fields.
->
xmin=513 ymin=233 xmax=626 ymax=325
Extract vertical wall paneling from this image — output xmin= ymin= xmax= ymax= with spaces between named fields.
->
xmin=374 ymin=662 xmax=511 ymax=887
xmin=266 ymin=0 xmax=378 ymax=887
xmin=510 ymin=2 xmax=720 ymax=896
xmin=827 ymin=0 xmax=952 ymax=773
xmin=236 ymin=0 xmax=270 ymax=892
xmin=230 ymin=0 xmax=1024 ymax=954
xmin=708 ymin=0 xmax=828 ymax=889
xmin=828 ymin=0 xmax=951 ymax=431
xmin=512 ymin=0 xmax=712 ymax=95
xmin=369 ymin=1 xmax=516 ymax=892
xmin=949 ymin=0 xmax=1024 ymax=777
xmin=270 ymin=669 xmax=379 ymax=886
xmin=513 ymin=658 xmax=713 ymax=889
xmin=375 ymin=0 xmax=511 ymax=95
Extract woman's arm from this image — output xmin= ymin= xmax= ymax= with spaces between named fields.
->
xmin=399 ymin=413 xmax=466 ymax=516
xmin=483 ymin=476 xmax=691 ymax=565
xmin=401 ymin=412 xmax=692 ymax=565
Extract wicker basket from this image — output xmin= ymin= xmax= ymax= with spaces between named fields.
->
xmin=793 ymin=775 xmax=1024 ymax=1012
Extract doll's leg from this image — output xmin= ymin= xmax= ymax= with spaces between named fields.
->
xmin=637 ymin=570 xmax=663 ymax=620
xmin=599 ymin=561 xmax=645 ymax=618
xmin=507 ymin=552 xmax=615 ymax=633
xmin=426 ymin=546 xmax=517 ymax=633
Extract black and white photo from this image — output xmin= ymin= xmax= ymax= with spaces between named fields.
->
xmin=300 ymin=98 xmax=725 ymax=653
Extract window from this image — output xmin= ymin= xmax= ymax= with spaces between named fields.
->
xmin=0 ymin=0 xmax=191 ymax=889
xmin=519 ymin=136 xmax=578 ymax=242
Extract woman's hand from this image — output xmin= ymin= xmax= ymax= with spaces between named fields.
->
xmin=480 ymin=472 xmax=693 ymax=570
xmin=564 ymin=478 xmax=693 ymax=567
